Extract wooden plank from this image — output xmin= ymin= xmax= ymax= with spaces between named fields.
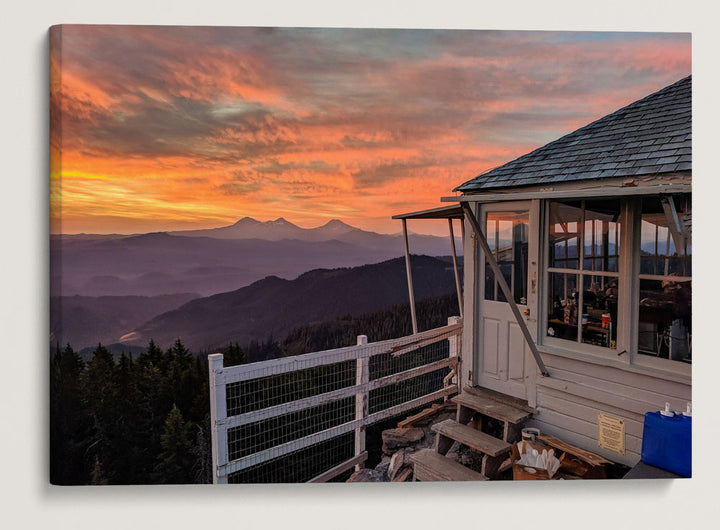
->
xmin=386 ymin=327 xmax=460 ymax=358
xmin=529 ymin=411 xmax=642 ymax=461
xmin=410 ymin=449 xmax=487 ymax=482
xmin=537 ymin=388 xmax=645 ymax=437
xmin=537 ymin=376 xmax=658 ymax=417
xmin=538 ymin=363 xmax=691 ymax=413
xmin=397 ymin=403 xmax=443 ymax=428
xmin=392 ymin=467 xmax=413 ymax=482
xmin=453 ymin=392 xmax=532 ymax=424
xmin=366 ymin=386 xmax=457 ymax=425
xmin=541 ymin=348 xmax=691 ymax=392
xmin=432 ymin=419 xmax=511 ymax=457
xmin=537 ymin=434 xmax=614 ymax=466
xmin=463 ymin=386 xmax=536 ymax=414
xmin=307 ymin=452 xmax=368 ymax=483
xmin=368 ymin=357 xmax=456 ymax=391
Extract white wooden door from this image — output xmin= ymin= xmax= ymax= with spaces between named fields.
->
xmin=476 ymin=201 xmax=536 ymax=400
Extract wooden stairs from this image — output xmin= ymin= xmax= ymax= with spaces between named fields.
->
xmin=410 ymin=387 xmax=535 ymax=482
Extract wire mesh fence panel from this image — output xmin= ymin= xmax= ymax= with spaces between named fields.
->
xmin=226 ymin=359 xmax=356 ymax=416
xmin=227 ymin=396 xmax=355 ymax=460
xmin=369 ymin=368 xmax=450 ymax=415
xmin=211 ymin=320 xmax=462 ymax=483
xmin=228 ymin=432 xmax=355 ymax=483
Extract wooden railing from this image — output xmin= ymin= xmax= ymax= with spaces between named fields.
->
xmin=208 ymin=317 xmax=462 ymax=483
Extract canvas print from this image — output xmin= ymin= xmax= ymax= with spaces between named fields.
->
xmin=49 ymin=25 xmax=692 ymax=485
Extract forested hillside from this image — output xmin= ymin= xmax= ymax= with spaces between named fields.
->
xmin=125 ymin=255 xmax=460 ymax=352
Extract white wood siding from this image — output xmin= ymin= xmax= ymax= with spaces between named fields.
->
xmin=526 ymin=350 xmax=691 ymax=466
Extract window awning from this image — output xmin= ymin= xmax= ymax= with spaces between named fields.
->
xmin=392 ymin=204 xmax=464 ymax=220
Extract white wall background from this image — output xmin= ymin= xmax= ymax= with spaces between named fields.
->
xmin=2 ymin=1 xmax=717 ymax=529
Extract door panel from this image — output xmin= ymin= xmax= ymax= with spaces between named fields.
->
xmin=507 ymin=322 xmax=527 ymax=380
xmin=482 ymin=318 xmax=500 ymax=375
xmin=476 ymin=202 xmax=534 ymax=399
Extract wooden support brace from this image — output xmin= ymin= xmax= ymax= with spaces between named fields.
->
xmin=461 ymin=202 xmax=549 ymax=376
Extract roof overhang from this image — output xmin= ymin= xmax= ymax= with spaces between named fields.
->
xmin=441 ymin=175 xmax=692 ymax=204
xmin=392 ymin=204 xmax=464 ymax=220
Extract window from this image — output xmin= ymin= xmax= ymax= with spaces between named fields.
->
xmin=542 ymin=194 xmax=692 ymax=367
xmin=637 ymin=196 xmax=691 ymax=363
xmin=484 ymin=210 xmax=529 ymax=304
xmin=546 ymin=200 xmax=622 ymax=350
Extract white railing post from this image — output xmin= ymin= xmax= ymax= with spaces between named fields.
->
xmin=354 ymin=335 xmax=369 ymax=471
xmin=209 ymin=353 xmax=228 ymax=484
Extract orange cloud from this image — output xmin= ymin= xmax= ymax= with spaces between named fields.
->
xmin=50 ymin=26 xmax=691 ymax=237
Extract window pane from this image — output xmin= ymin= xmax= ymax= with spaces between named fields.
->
xmin=582 ymin=200 xmax=621 ymax=273
xmin=580 ymin=275 xmax=618 ymax=349
xmin=484 ymin=210 xmax=528 ymax=304
xmin=638 ymin=278 xmax=691 ymax=363
xmin=549 ymin=202 xmax=581 ymax=269
xmin=547 ymin=272 xmax=578 ymax=342
xmin=640 ymin=196 xmax=692 ymax=277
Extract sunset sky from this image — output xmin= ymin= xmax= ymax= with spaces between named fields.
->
xmin=50 ymin=26 xmax=691 ymax=236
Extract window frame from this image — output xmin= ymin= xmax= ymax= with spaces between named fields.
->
xmin=539 ymin=195 xmax=691 ymax=378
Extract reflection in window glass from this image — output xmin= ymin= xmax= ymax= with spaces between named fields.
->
xmin=546 ymin=199 xmax=621 ymax=349
xmin=549 ymin=202 xmax=581 ymax=269
xmin=580 ymin=275 xmax=618 ymax=348
xmin=582 ymin=202 xmax=621 ymax=273
xmin=638 ymin=278 xmax=691 ymax=362
xmin=547 ymin=272 xmax=578 ymax=342
xmin=484 ymin=211 xmax=528 ymax=304
xmin=637 ymin=196 xmax=691 ymax=363
xmin=639 ymin=197 xmax=692 ymax=277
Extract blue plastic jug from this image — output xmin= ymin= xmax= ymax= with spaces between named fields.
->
xmin=640 ymin=403 xmax=691 ymax=478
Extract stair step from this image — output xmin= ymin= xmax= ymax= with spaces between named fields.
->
xmin=432 ymin=419 xmax=511 ymax=457
xmin=463 ymin=386 xmax=536 ymax=414
xmin=452 ymin=392 xmax=532 ymax=425
xmin=410 ymin=449 xmax=488 ymax=482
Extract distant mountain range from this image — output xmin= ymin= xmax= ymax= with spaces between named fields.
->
xmin=119 ymin=255 xmax=461 ymax=352
xmin=51 ymin=217 xmax=461 ymax=297
xmin=169 ymin=217 xmax=360 ymax=241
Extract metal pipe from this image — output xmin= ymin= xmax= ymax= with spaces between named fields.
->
xmin=402 ymin=219 xmax=418 ymax=334
xmin=461 ymin=203 xmax=549 ymax=376
xmin=448 ymin=218 xmax=463 ymax=317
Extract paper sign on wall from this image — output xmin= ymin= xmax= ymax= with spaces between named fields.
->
xmin=598 ymin=413 xmax=625 ymax=455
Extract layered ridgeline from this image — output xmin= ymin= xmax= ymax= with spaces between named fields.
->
xmin=51 ymin=217 xmax=461 ymax=298
xmin=120 ymin=255 xmax=461 ymax=353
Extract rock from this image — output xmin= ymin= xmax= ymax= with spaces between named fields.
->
xmin=374 ymin=455 xmax=392 ymax=478
xmin=381 ymin=427 xmax=424 ymax=454
xmin=388 ymin=448 xmax=412 ymax=480
xmin=347 ymin=468 xmax=387 ymax=482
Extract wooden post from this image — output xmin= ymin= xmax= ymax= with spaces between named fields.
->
xmin=461 ymin=202 xmax=549 ymax=376
xmin=209 ymin=353 xmax=228 ymax=484
xmin=448 ymin=219 xmax=463 ymax=317
xmin=447 ymin=316 xmax=461 ymax=393
xmin=402 ymin=219 xmax=418 ymax=334
xmin=355 ymin=335 xmax=369 ymax=471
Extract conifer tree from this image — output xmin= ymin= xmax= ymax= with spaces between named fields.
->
xmin=153 ymin=404 xmax=194 ymax=483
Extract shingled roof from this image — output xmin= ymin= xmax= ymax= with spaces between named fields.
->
xmin=455 ymin=76 xmax=691 ymax=193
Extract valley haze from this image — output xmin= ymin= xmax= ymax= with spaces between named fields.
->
xmin=50 ymin=216 xmax=463 ymax=352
